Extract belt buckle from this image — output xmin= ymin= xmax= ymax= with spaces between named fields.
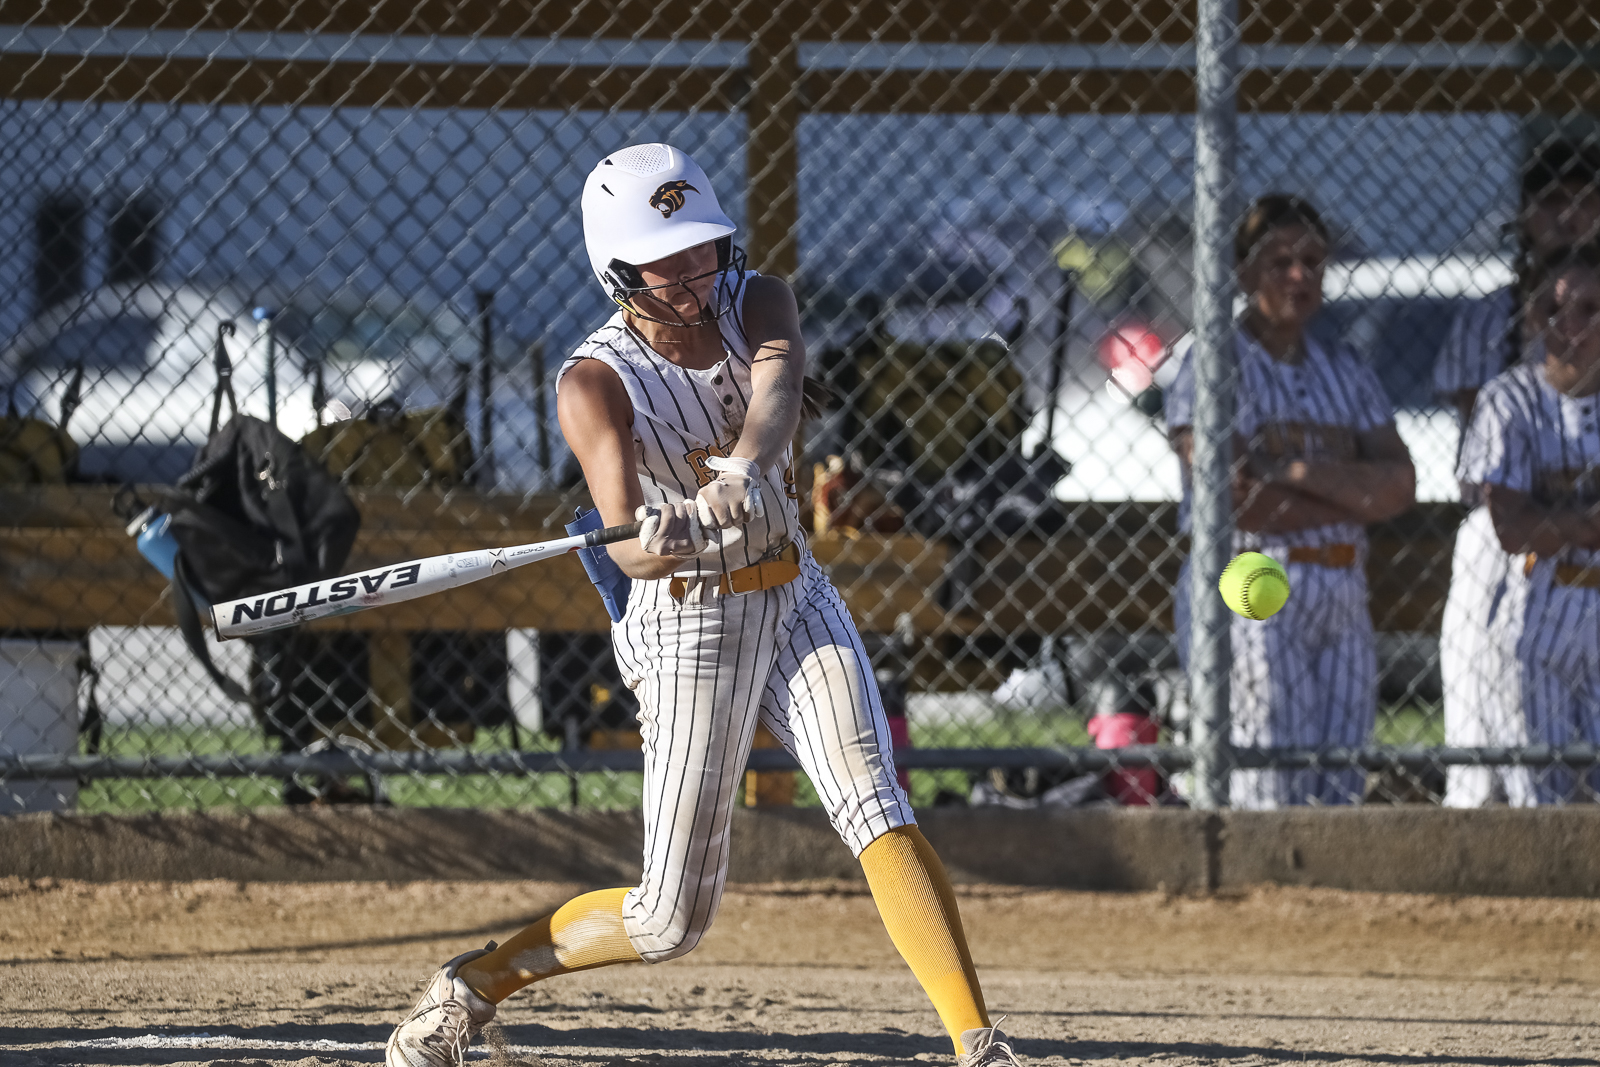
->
xmin=671 ymin=575 xmax=722 ymax=602
xmin=725 ymin=565 xmax=764 ymax=596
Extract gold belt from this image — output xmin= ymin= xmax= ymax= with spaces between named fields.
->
xmin=1525 ymin=553 xmax=1600 ymax=588
xmin=1285 ymin=544 xmax=1357 ymax=568
xmin=669 ymin=544 xmax=802 ymax=599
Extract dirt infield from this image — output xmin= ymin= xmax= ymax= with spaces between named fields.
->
xmin=3 ymin=877 xmax=1599 ymax=1066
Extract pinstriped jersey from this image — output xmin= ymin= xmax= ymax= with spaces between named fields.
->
xmin=1165 ymin=329 xmax=1395 ymax=551
xmin=1432 ymin=287 xmax=1521 ymax=403
xmin=1459 ymin=361 xmax=1600 ymax=569
xmin=556 ymin=269 xmax=803 ymax=576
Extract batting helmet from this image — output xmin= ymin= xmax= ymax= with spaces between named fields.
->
xmin=581 ymin=143 xmax=740 ymax=315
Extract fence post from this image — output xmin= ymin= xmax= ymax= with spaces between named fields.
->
xmin=746 ymin=26 xmax=801 ymax=278
xmin=1187 ymin=0 xmax=1240 ymax=810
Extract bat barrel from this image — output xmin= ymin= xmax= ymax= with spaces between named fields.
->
xmin=211 ymin=553 xmax=477 ymax=639
xmin=209 ymin=519 xmax=642 ymax=640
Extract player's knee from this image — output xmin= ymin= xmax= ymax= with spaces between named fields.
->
xmin=630 ymin=910 xmax=713 ymax=963
xmin=830 ymin=774 xmax=915 ymax=856
xmin=650 ymin=923 xmax=708 ymax=963
xmin=625 ymin=879 xmax=725 ymax=964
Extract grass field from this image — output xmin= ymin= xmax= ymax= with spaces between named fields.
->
xmin=71 ymin=703 xmax=1445 ymax=813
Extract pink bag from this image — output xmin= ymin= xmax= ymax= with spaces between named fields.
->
xmin=1086 ymin=711 xmax=1160 ymax=805
xmin=887 ymin=713 xmax=912 ymax=791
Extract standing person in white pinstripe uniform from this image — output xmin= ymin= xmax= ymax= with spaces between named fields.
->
xmin=1459 ymin=244 xmax=1600 ymax=805
xmin=386 ymin=144 xmax=1022 ymax=1067
xmin=1435 ymin=142 xmax=1600 ymax=807
xmin=1167 ymin=194 xmax=1416 ymax=809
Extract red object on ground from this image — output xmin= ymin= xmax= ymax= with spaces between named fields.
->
xmin=1086 ymin=711 xmax=1160 ymax=805
xmin=887 ymin=713 xmax=912 ymax=791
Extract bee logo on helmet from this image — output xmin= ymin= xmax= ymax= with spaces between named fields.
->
xmin=649 ymin=180 xmax=698 ymax=218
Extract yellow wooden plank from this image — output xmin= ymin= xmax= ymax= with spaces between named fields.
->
xmin=0 ymin=494 xmax=1459 ymax=635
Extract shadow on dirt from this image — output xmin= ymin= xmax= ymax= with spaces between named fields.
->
xmin=6 ymin=1022 xmax=1599 ymax=1067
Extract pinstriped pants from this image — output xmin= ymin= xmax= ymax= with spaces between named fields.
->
xmin=1517 ymin=569 xmax=1600 ymax=804
xmin=611 ymin=552 xmax=914 ymax=963
xmin=1177 ymin=555 xmax=1377 ymax=809
xmin=1439 ymin=507 xmax=1533 ymax=807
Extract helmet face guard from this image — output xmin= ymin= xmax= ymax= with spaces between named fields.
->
xmin=607 ymin=236 xmax=745 ymax=328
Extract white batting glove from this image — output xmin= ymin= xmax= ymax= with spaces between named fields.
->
xmin=636 ymin=501 xmax=706 ymax=558
xmin=696 ymin=456 xmax=765 ymax=530
xmin=636 ymin=503 xmax=744 ymax=558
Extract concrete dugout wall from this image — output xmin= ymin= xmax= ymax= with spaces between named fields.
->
xmin=3 ymin=808 xmax=1598 ymax=897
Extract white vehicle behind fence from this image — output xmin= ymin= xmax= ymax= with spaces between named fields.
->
xmin=1026 ymin=253 xmax=1515 ymax=504
xmin=0 ymin=282 xmax=446 ymax=485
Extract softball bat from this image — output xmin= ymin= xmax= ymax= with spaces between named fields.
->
xmin=210 ymin=520 xmax=643 ymax=640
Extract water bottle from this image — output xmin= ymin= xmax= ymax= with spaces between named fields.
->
xmin=127 ymin=507 xmax=179 ymax=580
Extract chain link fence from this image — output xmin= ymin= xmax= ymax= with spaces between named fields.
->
xmin=0 ymin=2 xmax=1597 ymax=812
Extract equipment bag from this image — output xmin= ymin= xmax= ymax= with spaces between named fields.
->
xmin=0 ymin=362 xmax=84 ymax=483
xmin=155 ymin=323 xmax=361 ymax=701
xmin=0 ymin=416 xmax=78 ymax=483
xmin=300 ymin=395 xmax=475 ymax=490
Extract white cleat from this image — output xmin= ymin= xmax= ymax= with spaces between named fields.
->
xmin=385 ymin=942 xmax=499 ymax=1067
xmin=957 ymin=1018 xmax=1024 ymax=1067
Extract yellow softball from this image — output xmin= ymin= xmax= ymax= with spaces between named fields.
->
xmin=1218 ymin=552 xmax=1291 ymax=620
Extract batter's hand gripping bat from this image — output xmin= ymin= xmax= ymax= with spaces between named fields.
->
xmin=210 ymin=520 xmax=643 ymax=640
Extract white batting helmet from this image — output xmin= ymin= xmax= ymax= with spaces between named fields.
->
xmin=581 ymin=143 xmax=738 ymax=303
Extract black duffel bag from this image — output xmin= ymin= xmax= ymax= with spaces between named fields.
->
xmin=155 ymin=323 xmax=361 ymax=705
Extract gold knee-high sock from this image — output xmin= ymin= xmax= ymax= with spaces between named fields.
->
xmin=859 ymin=826 xmax=989 ymax=1053
xmin=458 ymin=887 xmax=641 ymax=1004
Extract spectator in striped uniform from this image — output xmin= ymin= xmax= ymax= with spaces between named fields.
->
xmin=1168 ymin=194 xmax=1416 ymax=808
xmin=1436 ymin=142 xmax=1600 ymax=808
xmin=1459 ymin=245 xmax=1600 ymax=804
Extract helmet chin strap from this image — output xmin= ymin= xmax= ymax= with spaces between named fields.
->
xmin=615 ymin=287 xmax=726 ymax=329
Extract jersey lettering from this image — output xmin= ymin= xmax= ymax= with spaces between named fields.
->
xmin=685 ymin=446 xmax=723 ymax=488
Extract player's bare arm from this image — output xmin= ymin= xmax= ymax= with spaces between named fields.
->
xmin=1170 ymin=427 xmax=1357 ymax=532
xmin=1252 ymin=423 xmax=1416 ymax=523
xmin=556 ymin=358 xmax=684 ymax=580
xmin=731 ymin=275 xmax=806 ymax=470
xmin=696 ymin=275 xmax=806 ymax=529
xmin=1483 ymin=482 xmax=1600 ymax=556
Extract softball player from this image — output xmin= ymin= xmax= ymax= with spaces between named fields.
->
xmin=386 ymin=144 xmax=1021 ymax=1067
xmin=1167 ymin=194 xmax=1416 ymax=809
xmin=1435 ymin=288 xmax=1530 ymax=808
xmin=1435 ymin=142 xmax=1600 ymax=807
xmin=1459 ymin=246 xmax=1600 ymax=805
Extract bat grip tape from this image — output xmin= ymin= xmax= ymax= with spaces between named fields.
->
xmin=586 ymin=521 xmax=642 ymax=548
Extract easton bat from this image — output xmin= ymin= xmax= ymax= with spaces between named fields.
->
xmin=211 ymin=520 xmax=643 ymax=640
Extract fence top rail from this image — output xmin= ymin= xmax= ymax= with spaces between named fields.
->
xmin=7 ymin=746 xmax=1600 ymax=781
xmin=8 ymin=0 xmax=1583 ymax=47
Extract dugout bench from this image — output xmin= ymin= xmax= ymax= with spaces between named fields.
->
xmin=0 ymin=485 xmax=1462 ymax=748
